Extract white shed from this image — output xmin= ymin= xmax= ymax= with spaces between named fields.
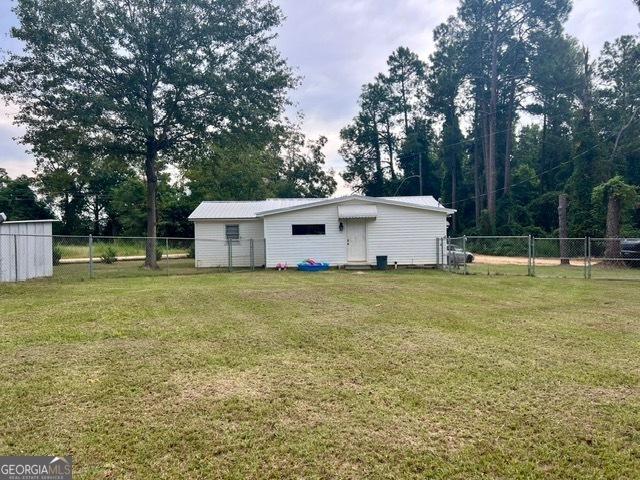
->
xmin=189 ymin=196 xmax=454 ymax=269
xmin=0 ymin=219 xmax=57 ymax=282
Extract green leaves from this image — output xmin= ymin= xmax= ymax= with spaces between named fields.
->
xmin=1 ymin=0 xmax=300 ymax=240
xmin=593 ymin=176 xmax=638 ymax=206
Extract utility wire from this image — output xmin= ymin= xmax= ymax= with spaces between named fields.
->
xmin=444 ymin=142 xmax=640 ymax=209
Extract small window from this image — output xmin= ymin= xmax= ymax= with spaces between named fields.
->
xmin=225 ymin=224 xmax=240 ymax=241
xmin=292 ymin=224 xmax=326 ymax=236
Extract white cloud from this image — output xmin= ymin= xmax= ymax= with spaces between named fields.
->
xmin=566 ymin=0 xmax=639 ymax=54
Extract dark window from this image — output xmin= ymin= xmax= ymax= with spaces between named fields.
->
xmin=225 ymin=224 xmax=240 ymax=241
xmin=292 ymin=224 xmax=326 ymax=236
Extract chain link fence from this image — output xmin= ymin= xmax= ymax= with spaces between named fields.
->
xmin=589 ymin=238 xmax=640 ymax=281
xmin=0 ymin=234 xmax=266 ymax=283
xmin=532 ymin=238 xmax=588 ymax=279
xmin=466 ymin=236 xmax=531 ymax=276
xmin=438 ymin=236 xmax=640 ymax=281
xmin=3 ymin=233 xmax=640 ymax=283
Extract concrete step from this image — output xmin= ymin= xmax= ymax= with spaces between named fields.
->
xmin=344 ymin=264 xmax=372 ymax=271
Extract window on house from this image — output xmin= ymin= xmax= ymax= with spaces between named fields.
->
xmin=225 ymin=224 xmax=240 ymax=241
xmin=292 ymin=224 xmax=326 ymax=236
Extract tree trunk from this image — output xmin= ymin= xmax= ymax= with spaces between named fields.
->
xmin=473 ymin=138 xmax=481 ymax=226
xmin=401 ymin=77 xmax=409 ymax=135
xmin=145 ymin=140 xmax=159 ymax=269
xmin=93 ymin=202 xmax=100 ymax=236
xmin=604 ymin=195 xmax=622 ymax=260
xmin=385 ymin=120 xmax=396 ymax=181
xmin=487 ymin=33 xmax=498 ymax=225
xmin=480 ymin=98 xmax=490 ymax=222
xmin=540 ymin=114 xmax=548 ymax=188
xmin=451 ymin=164 xmax=457 ymax=233
xmin=503 ymin=86 xmax=515 ymax=195
xmin=558 ymin=194 xmax=569 ymax=265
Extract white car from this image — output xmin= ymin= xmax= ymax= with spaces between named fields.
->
xmin=447 ymin=245 xmax=475 ymax=264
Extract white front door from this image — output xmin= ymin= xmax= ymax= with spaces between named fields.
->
xmin=347 ymin=219 xmax=367 ymax=263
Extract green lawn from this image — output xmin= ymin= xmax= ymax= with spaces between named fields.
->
xmin=1 ymin=271 xmax=639 ymax=479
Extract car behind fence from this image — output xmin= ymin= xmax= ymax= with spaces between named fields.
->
xmin=438 ymin=236 xmax=640 ymax=281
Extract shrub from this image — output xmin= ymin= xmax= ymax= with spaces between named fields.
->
xmin=156 ymin=248 xmax=164 ymax=262
xmin=187 ymin=244 xmax=195 ymax=259
xmin=52 ymin=245 xmax=62 ymax=266
xmin=101 ymin=246 xmax=118 ymax=264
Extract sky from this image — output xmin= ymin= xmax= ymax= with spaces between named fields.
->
xmin=1 ymin=0 xmax=639 ymax=195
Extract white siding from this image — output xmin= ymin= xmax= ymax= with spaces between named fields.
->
xmin=193 ymin=220 xmax=265 ymax=268
xmin=0 ymin=221 xmax=54 ymax=282
xmin=365 ymin=203 xmax=447 ymax=265
xmin=264 ymin=204 xmax=346 ymax=267
xmin=263 ymin=200 xmax=447 ymax=267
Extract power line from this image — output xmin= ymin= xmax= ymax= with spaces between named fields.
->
xmin=444 ymin=142 xmax=640 ymax=209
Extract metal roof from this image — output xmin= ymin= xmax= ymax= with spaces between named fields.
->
xmin=0 ymin=219 xmax=59 ymax=225
xmin=338 ymin=205 xmax=378 ymax=219
xmin=189 ymin=195 xmax=453 ymax=220
xmin=189 ymin=198 xmax=323 ymax=220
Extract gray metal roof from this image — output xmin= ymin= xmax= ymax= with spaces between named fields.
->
xmin=0 ymin=219 xmax=59 ymax=224
xmin=189 ymin=195 xmax=451 ymax=220
xmin=189 ymin=198 xmax=322 ymax=220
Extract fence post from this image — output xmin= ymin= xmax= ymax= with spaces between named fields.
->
xmin=165 ymin=238 xmax=170 ymax=276
xmin=463 ymin=236 xmax=468 ymax=275
xmin=13 ymin=234 xmax=18 ymax=283
xmin=250 ymin=239 xmax=255 ymax=271
xmin=527 ymin=235 xmax=532 ymax=277
xmin=228 ymin=240 xmax=233 ymax=272
xmin=89 ymin=234 xmax=94 ymax=279
xmin=583 ymin=237 xmax=588 ymax=280
xmin=588 ymin=237 xmax=592 ymax=279
xmin=445 ymin=238 xmax=449 ymax=272
xmin=532 ymin=237 xmax=536 ymax=277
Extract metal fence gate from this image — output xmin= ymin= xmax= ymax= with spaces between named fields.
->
xmin=438 ymin=236 xmax=640 ymax=281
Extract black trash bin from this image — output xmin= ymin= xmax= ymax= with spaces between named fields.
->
xmin=376 ymin=255 xmax=388 ymax=270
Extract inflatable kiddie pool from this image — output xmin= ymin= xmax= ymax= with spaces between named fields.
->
xmin=297 ymin=259 xmax=330 ymax=272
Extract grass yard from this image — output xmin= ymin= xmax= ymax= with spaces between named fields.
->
xmin=1 ymin=270 xmax=639 ymax=479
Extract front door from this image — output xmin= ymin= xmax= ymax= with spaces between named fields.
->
xmin=347 ymin=219 xmax=367 ymax=263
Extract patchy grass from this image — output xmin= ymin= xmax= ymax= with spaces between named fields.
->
xmin=1 ymin=270 xmax=639 ymax=479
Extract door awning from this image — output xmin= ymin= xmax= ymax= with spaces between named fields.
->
xmin=338 ymin=205 xmax=378 ymax=219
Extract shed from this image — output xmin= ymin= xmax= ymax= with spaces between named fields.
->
xmin=0 ymin=219 xmax=57 ymax=282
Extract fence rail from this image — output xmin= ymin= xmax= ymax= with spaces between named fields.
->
xmin=438 ymin=236 xmax=640 ymax=281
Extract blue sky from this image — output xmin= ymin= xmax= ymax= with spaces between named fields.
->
xmin=1 ymin=0 xmax=639 ymax=193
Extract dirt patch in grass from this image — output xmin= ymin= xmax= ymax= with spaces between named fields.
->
xmin=172 ymin=368 xmax=274 ymax=404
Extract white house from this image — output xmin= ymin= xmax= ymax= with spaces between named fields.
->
xmin=188 ymin=195 xmax=455 ymax=268
xmin=0 ymin=219 xmax=57 ymax=282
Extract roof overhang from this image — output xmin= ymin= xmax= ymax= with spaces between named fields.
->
xmin=338 ymin=204 xmax=378 ymax=219
xmin=257 ymin=195 xmax=456 ymax=217
xmin=0 ymin=219 xmax=59 ymax=225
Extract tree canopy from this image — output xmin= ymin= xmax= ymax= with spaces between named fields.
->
xmin=0 ymin=0 xmax=304 ymax=265
xmin=340 ymin=0 xmax=640 ymax=238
